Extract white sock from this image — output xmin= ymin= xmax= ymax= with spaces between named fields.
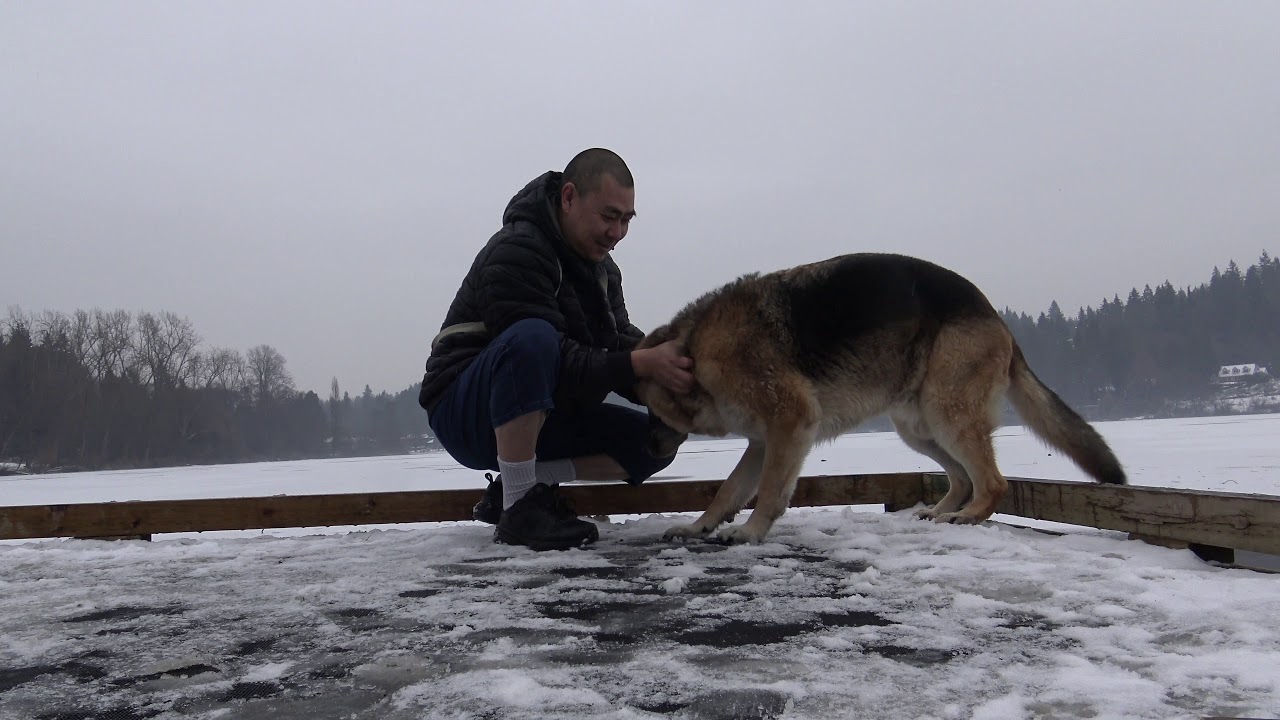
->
xmin=498 ymin=456 xmax=537 ymax=510
xmin=535 ymin=458 xmax=576 ymax=486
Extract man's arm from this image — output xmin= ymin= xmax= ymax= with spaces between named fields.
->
xmin=479 ymin=238 xmax=649 ymax=409
xmin=605 ymin=258 xmax=646 ymax=350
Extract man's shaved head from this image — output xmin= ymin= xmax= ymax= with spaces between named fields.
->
xmin=562 ymin=148 xmax=634 ymax=197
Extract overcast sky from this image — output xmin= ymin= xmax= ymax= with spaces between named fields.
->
xmin=3 ymin=2 xmax=1277 ymax=396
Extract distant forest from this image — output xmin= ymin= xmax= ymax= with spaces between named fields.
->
xmin=2 ymin=252 xmax=1277 ymax=473
xmin=0 ymin=310 xmax=429 ymax=472
xmin=1002 ymin=252 xmax=1278 ymax=418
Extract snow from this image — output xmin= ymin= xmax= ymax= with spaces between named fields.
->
xmin=1 ymin=414 xmax=1278 ymax=719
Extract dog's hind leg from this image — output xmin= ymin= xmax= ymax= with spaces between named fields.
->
xmin=718 ymin=420 xmax=817 ymax=544
xmin=921 ymin=330 xmax=1008 ymax=520
xmin=913 ymin=322 xmax=1012 ymax=524
xmin=930 ymin=431 xmax=1006 ymax=524
xmin=891 ymin=416 xmax=973 ymax=520
xmin=663 ymin=441 xmax=765 ymax=541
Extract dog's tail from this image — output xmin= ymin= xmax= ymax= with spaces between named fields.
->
xmin=1006 ymin=342 xmax=1126 ymax=485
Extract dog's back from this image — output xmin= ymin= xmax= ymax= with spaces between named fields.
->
xmin=781 ymin=254 xmax=1000 ymax=393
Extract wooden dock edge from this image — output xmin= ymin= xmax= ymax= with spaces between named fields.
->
xmin=2 ymin=473 xmax=1277 ymax=561
xmin=922 ymin=473 xmax=1280 ymax=562
xmin=0 ymin=473 xmax=921 ymax=542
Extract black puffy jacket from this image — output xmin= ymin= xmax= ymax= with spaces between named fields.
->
xmin=418 ymin=171 xmax=645 ymax=416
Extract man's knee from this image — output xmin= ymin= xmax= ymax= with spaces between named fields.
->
xmin=627 ymin=449 xmax=677 ymax=485
xmin=500 ymin=319 xmax=559 ymax=367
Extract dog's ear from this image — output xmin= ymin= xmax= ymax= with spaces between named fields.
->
xmin=638 ymin=323 xmax=673 ymax=350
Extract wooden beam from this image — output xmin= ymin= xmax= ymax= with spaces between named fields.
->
xmin=0 ymin=473 xmax=923 ymax=541
xmin=561 ymin=472 xmax=924 ymax=517
xmin=922 ymin=474 xmax=1280 ymax=556
xmin=4 ymin=472 xmax=1276 ymax=555
xmin=0 ymin=489 xmax=483 ymax=540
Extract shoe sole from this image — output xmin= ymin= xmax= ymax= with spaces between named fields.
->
xmin=493 ymin=526 xmax=599 ymax=551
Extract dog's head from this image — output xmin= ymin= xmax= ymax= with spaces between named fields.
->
xmin=634 ymin=323 xmax=694 ymax=454
xmin=633 ymin=322 xmax=676 ymax=410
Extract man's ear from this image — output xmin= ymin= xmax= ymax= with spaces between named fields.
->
xmin=560 ymin=181 xmax=577 ymax=209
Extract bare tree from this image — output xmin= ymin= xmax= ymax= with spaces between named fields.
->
xmin=136 ymin=312 xmax=163 ymax=388
xmin=192 ymin=347 xmax=245 ymax=391
xmin=90 ymin=309 xmax=136 ymax=380
xmin=67 ymin=310 xmax=96 ymax=369
xmin=245 ymin=344 xmax=294 ymax=406
xmin=137 ymin=311 xmax=202 ymax=389
xmin=3 ymin=306 xmax=30 ymax=338
xmin=33 ymin=310 xmax=70 ymax=347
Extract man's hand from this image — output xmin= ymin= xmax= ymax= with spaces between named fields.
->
xmin=632 ymin=340 xmax=695 ymax=394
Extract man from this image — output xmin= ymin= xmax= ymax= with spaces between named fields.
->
xmin=419 ymin=148 xmax=694 ymax=551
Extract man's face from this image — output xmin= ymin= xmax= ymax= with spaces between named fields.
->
xmin=558 ymin=173 xmax=636 ymax=263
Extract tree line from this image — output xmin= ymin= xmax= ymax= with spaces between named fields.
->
xmin=2 ymin=252 xmax=1277 ymax=472
xmin=1003 ymin=252 xmax=1279 ymax=418
xmin=0 ymin=309 xmax=429 ymax=472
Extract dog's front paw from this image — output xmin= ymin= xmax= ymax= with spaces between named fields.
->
xmin=715 ymin=524 xmax=768 ymax=545
xmin=913 ymin=507 xmax=940 ymax=521
xmin=663 ymin=523 xmax=712 ymax=541
xmin=932 ymin=512 xmax=983 ymax=525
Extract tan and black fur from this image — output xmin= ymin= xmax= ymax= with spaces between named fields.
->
xmin=637 ymin=253 xmax=1125 ymax=544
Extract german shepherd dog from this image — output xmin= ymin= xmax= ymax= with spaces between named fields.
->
xmin=636 ymin=253 xmax=1125 ymax=544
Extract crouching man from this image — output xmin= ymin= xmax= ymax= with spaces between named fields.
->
xmin=418 ymin=148 xmax=694 ymax=550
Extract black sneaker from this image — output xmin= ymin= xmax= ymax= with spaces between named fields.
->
xmin=494 ymin=484 xmax=599 ymax=551
xmin=472 ymin=473 xmax=502 ymax=525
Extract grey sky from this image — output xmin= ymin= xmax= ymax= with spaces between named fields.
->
xmin=3 ymin=2 xmax=1277 ymax=396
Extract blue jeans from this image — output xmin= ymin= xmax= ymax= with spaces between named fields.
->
xmin=427 ymin=318 xmax=675 ymax=484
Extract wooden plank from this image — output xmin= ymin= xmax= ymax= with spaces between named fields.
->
xmin=922 ymin=474 xmax=1280 ymax=556
xmin=0 ymin=489 xmax=484 ymax=540
xmin=560 ymin=473 xmax=925 ymax=517
xmin=0 ymin=473 xmax=923 ymax=541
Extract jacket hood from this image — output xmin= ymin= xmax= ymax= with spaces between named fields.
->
xmin=502 ymin=171 xmax=563 ymax=243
